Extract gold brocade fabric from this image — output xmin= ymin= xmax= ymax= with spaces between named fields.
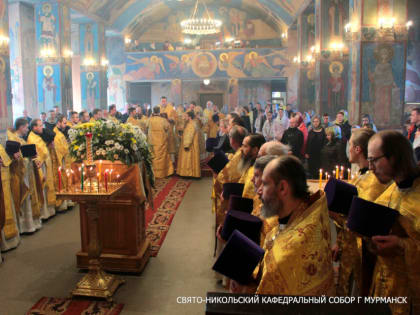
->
xmin=336 ymin=171 xmax=391 ymax=296
xmin=7 ymin=130 xmax=43 ymax=218
xmin=215 ymin=150 xmax=243 ymax=226
xmin=176 ymin=120 xmax=201 ymax=178
xmin=206 ymin=113 xmax=225 ymax=138
xmin=0 ymin=145 xmax=19 ymax=240
xmin=53 ymin=127 xmax=71 ymax=169
xmin=255 ymin=192 xmax=335 ymax=296
xmin=371 ymin=178 xmax=420 ymax=315
xmin=48 ymin=146 xmax=64 ymax=208
xmin=147 ymin=116 xmax=174 ymax=179
xmin=27 ymin=131 xmax=56 ymax=206
xmin=240 ymin=166 xmax=255 ymax=200
xmin=159 ymin=105 xmax=177 ymax=154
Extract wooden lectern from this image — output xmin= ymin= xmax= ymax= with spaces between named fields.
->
xmin=71 ymin=161 xmax=151 ymax=274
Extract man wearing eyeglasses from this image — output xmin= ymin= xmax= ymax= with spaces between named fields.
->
xmin=367 ymin=130 xmax=420 ymax=315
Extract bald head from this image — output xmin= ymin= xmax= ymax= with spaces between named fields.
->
xmin=259 ymin=141 xmax=290 ymax=157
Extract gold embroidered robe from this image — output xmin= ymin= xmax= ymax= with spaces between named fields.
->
xmin=240 ymin=166 xmax=255 ymax=200
xmin=335 ymin=171 xmax=391 ymax=296
xmin=7 ymin=130 xmax=42 ymax=219
xmin=147 ymin=116 xmax=174 ymax=178
xmin=176 ymin=120 xmax=201 ymax=178
xmin=159 ymin=105 xmax=177 ymax=154
xmin=0 ymin=145 xmax=19 ymax=240
xmin=255 ymin=192 xmax=335 ymax=296
xmin=251 ymin=195 xmax=278 ymax=247
xmin=370 ymin=177 xmax=420 ymax=315
xmin=214 ymin=150 xmax=243 ymax=227
xmin=27 ymin=131 xmax=56 ymax=207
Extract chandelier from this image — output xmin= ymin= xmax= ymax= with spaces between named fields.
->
xmin=180 ymin=0 xmax=222 ymax=35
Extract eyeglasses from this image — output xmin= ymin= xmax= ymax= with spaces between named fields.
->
xmin=367 ymin=155 xmax=386 ymax=164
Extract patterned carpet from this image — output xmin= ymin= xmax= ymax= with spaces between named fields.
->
xmin=146 ymin=176 xmax=192 ymax=256
xmin=27 ymin=297 xmax=123 ymax=315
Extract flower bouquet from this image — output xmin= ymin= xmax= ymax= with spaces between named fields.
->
xmin=68 ymin=119 xmax=154 ymax=186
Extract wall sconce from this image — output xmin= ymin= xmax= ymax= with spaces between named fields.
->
xmin=124 ymin=37 xmax=132 ymax=45
xmin=63 ymin=49 xmax=73 ymax=58
xmin=100 ymin=58 xmax=109 ymax=67
xmin=0 ymin=35 xmax=9 ymax=46
xmin=406 ymin=20 xmax=413 ymax=30
xmin=40 ymin=46 xmax=56 ymax=58
xmin=83 ymin=57 xmax=96 ymax=67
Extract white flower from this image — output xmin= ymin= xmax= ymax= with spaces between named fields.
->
xmin=124 ymin=149 xmax=129 ymax=154
xmin=131 ymin=144 xmax=138 ymax=151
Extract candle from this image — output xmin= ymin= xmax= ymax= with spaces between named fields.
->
xmin=333 ymin=170 xmax=336 ymax=179
xmin=99 ymin=160 xmax=102 ymax=183
xmin=58 ymin=167 xmax=62 ymax=192
xmin=116 ymin=174 xmax=120 ymax=183
xmin=109 ymin=169 xmax=113 ymax=183
xmin=66 ymin=170 xmax=70 ymax=191
xmin=105 ymin=169 xmax=108 ymax=192
xmin=81 ymin=164 xmax=84 ymax=192
xmin=71 ymin=170 xmax=75 ymax=191
xmin=319 ymin=169 xmax=323 ymax=189
xmin=89 ymin=167 xmax=93 ymax=192
xmin=96 ymin=172 xmax=100 ymax=193
xmin=335 ymin=166 xmax=339 ymax=179
xmin=340 ymin=166 xmax=344 ymax=180
xmin=347 ymin=168 xmax=351 ymax=181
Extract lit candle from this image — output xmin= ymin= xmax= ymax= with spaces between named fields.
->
xmin=105 ymin=169 xmax=108 ymax=192
xmin=81 ymin=164 xmax=84 ymax=192
xmin=71 ymin=170 xmax=75 ymax=191
xmin=99 ymin=160 xmax=102 ymax=183
xmin=335 ymin=166 xmax=339 ymax=179
xmin=58 ymin=167 xmax=62 ymax=192
xmin=89 ymin=167 xmax=93 ymax=192
xmin=66 ymin=170 xmax=70 ymax=191
xmin=347 ymin=168 xmax=351 ymax=181
xmin=116 ymin=174 xmax=120 ymax=183
xmin=319 ymin=169 xmax=323 ymax=189
xmin=96 ymin=172 xmax=100 ymax=193
xmin=109 ymin=169 xmax=113 ymax=183
xmin=340 ymin=166 xmax=344 ymax=180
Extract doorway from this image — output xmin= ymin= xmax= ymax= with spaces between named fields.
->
xmin=199 ymin=93 xmax=224 ymax=109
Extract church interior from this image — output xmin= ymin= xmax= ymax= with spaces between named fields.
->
xmin=1 ymin=0 xmax=420 ymax=314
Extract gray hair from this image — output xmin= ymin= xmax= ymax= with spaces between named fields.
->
xmin=265 ymin=141 xmax=290 ymax=156
xmin=254 ymin=155 xmax=278 ymax=171
xmin=229 ymin=125 xmax=248 ymax=145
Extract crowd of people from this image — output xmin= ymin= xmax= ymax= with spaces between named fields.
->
xmin=1 ymin=99 xmax=420 ymax=313
xmin=208 ymin=107 xmax=420 ymax=314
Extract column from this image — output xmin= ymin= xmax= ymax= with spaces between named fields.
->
xmin=313 ymin=0 xmax=349 ymax=119
xmin=0 ymin=0 xmax=12 ymax=134
xmin=346 ymin=0 xmax=408 ymax=128
xmin=107 ymin=35 xmax=126 ymax=108
xmin=297 ymin=6 xmax=316 ymax=113
xmin=79 ymin=22 xmax=107 ymax=111
xmin=35 ymin=1 xmax=73 ymax=114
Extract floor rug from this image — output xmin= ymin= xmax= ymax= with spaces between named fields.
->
xmin=26 ymin=297 xmax=123 ymax=315
xmin=146 ymin=176 xmax=192 ymax=256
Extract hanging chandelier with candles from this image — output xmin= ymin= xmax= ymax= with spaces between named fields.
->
xmin=180 ymin=0 xmax=222 ymax=35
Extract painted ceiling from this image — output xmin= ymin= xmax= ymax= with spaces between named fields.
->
xmin=59 ymin=0 xmax=311 ymax=35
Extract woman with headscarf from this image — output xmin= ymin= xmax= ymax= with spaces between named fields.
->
xmin=273 ymin=107 xmax=289 ymax=141
xmin=305 ymin=115 xmax=326 ymax=179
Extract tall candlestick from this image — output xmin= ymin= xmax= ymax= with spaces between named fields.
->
xmin=335 ymin=166 xmax=339 ymax=179
xmin=99 ymin=160 xmax=102 ymax=183
xmin=81 ymin=164 xmax=85 ymax=192
xmin=319 ymin=169 xmax=323 ymax=189
xmin=58 ymin=167 xmax=62 ymax=192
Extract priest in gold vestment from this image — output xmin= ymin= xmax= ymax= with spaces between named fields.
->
xmin=367 ymin=131 xmax=420 ymax=315
xmin=0 ymin=144 xmax=20 ymax=252
xmin=7 ymin=118 xmax=43 ymax=233
xmin=176 ymin=111 xmax=201 ymax=178
xmin=158 ymin=97 xmax=177 ymax=159
xmin=249 ymin=156 xmax=334 ymax=296
xmin=28 ymin=119 xmax=56 ymax=219
xmin=147 ymin=107 xmax=174 ymax=178
xmin=332 ymin=129 xmax=391 ymax=296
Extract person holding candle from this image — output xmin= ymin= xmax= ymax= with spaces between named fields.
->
xmin=331 ymin=128 xmax=391 ymax=297
xmin=7 ymin=118 xmax=44 ymax=233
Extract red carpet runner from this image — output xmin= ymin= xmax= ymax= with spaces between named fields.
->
xmin=27 ymin=297 xmax=123 ymax=315
xmin=146 ymin=176 xmax=192 ymax=256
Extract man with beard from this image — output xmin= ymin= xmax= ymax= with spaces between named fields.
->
xmin=27 ymin=119 xmax=56 ymax=219
xmin=7 ymin=118 xmax=43 ymax=233
xmin=253 ymin=156 xmax=334 ymax=295
xmin=237 ymin=134 xmax=266 ymax=200
xmin=367 ymin=131 xmax=420 ymax=315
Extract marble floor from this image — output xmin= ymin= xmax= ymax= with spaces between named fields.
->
xmin=0 ymin=177 xmax=223 ymax=315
